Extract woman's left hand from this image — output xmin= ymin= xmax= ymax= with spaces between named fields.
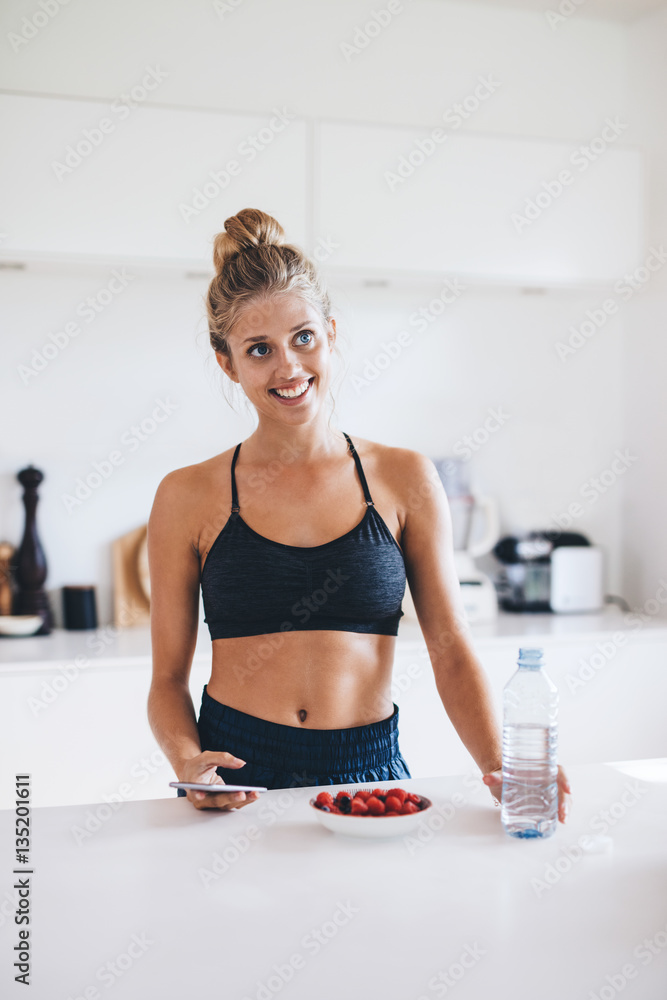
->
xmin=482 ymin=765 xmax=572 ymax=824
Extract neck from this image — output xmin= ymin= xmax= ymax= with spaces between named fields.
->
xmin=244 ymin=414 xmax=347 ymax=465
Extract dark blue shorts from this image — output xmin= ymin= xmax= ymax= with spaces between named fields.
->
xmin=176 ymin=684 xmax=411 ymax=794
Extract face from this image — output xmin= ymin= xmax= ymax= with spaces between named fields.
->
xmin=216 ymin=294 xmax=336 ymax=421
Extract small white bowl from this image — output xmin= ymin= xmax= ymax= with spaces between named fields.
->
xmin=0 ymin=615 xmax=43 ymax=637
xmin=309 ymin=791 xmax=432 ymax=839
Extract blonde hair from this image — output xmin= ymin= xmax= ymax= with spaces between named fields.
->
xmin=206 ymin=208 xmax=333 ymax=362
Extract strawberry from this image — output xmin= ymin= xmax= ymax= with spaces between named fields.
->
xmin=401 ymin=801 xmax=419 ymax=815
xmin=350 ymin=798 xmax=369 ymax=815
xmin=353 ymin=789 xmax=372 ymax=802
xmin=389 ymin=788 xmax=407 ymax=805
xmin=406 ymin=792 xmax=422 ymax=805
xmin=371 ymin=788 xmax=387 ymax=800
xmin=366 ymin=796 xmax=386 ymax=815
xmin=384 ymin=810 xmax=400 ymax=817
xmin=315 ymin=791 xmax=334 ymax=809
xmin=385 ymin=795 xmax=402 ymax=813
xmin=329 ymin=805 xmax=342 ymax=814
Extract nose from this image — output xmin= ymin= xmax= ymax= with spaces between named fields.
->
xmin=271 ymin=344 xmax=306 ymax=378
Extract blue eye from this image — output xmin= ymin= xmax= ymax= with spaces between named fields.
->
xmin=247 ymin=332 xmax=313 ymax=357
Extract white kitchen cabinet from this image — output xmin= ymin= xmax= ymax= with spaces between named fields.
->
xmin=316 ymin=121 xmax=644 ymax=285
xmin=0 ymin=94 xmax=307 ymax=263
xmin=1 ymin=94 xmax=643 ymax=285
xmin=394 ymin=628 xmax=667 ymax=779
xmin=2 ymin=611 xmax=664 ymax=809
xmin=0 ymin=651 xmax=214 ymax=812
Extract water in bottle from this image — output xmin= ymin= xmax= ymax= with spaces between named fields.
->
xmin=501 ymin=647 xmax=558 ymax=839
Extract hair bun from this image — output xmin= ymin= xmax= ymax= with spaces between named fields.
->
xmin=212 ymin=208 xmax=285 ymax=273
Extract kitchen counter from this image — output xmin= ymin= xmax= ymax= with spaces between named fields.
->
xmin=1 ymin=759 xmax=665 ymax=999
xmin=2 ymin=605 xmax=664 ymax=672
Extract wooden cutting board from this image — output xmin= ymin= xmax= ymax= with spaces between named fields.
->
xmin=112 ymin=524 xmax=151 ymax=628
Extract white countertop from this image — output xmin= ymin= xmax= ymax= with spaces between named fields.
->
xmin=2 ymin=605 xmax=664 ymax=672
xmin=1 ymin=759 xmax=665 ymax=999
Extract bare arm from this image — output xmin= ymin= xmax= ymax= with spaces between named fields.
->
xmin=399 ymin=452 xmax=570 ymax=822
xmin=146 ymin=470 xmax=205 ymax=776
xmin=399 ymin=453 xmax=502 ymax=775
xmin=146 ymin=470 xmax=255 ymax=810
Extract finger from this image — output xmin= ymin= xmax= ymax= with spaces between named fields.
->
xmin=200 ymin=751 xmax=247 ymax=768
xmin=185 ymin=779 xmax=227 ymax=804
xmin=195 ymin=790 xmax=261 ymax=811
xmin=557 ymin=765 xmax=571 ymax=791
xmin=559 ymin=786 xmax=571 ymax=805
xmin=557 ymin=789 xmax=571 ymax=823
xmin=482 ymin=772 xmax=503 ymax=785
xmin=192 ymin=790 xmax=243 ymax=809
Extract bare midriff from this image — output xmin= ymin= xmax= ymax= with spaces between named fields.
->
xmin=197 ymin=437 xmax=405 ymax=731
xmin=205 ymin=629 xmax=397 ymax=730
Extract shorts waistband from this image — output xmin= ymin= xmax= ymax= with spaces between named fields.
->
xmin=197 ymin=685 xmax=401 ymax=773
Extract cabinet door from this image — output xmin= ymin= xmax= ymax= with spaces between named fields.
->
xmin=317 ymin=121 xmax=643 ymax=284
xmin=392 ymin=634 xmax=667 ymax=779
xmin=0 ymin=94 xmax=307 ymax=262
xmin=0 ymin=658 xmax=213 ymax=809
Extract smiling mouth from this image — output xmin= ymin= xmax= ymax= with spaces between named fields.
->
xmin=269 ymin=377 xmax=314 ymax=399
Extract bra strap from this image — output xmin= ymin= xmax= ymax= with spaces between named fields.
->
xmin=342 ymin=432 xmax=374 ymax=507
xmin=230 ymin=443 xmax=241 ymax=513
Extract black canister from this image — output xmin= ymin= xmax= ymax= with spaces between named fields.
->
xmin=62 ymin=585 xmax=98 ymax=630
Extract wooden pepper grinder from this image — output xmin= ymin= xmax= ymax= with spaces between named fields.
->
xmin=11 ymin=465 xmax=54 ymax=635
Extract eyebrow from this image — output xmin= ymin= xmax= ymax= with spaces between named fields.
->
xmin=242 ymin=322 xmax=312 ymax=345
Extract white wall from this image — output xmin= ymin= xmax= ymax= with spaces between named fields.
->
xmin=1 ymin=262 xmax=253 ymax=623
xmin=329 ymin=278 xmax=628 ymax=588
xmin=0 ymin=0 xmax=662 ymax=621
xmin=622 ymin=7 xmax=667 ymax=610
xmin=1 ymin=266 xmax=629 ymax=624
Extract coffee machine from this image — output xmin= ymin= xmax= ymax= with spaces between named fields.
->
xmin=492 ymin=531 xmax=599 ymax=612
xmin=433 ymin=458 xmax=499 ymax=623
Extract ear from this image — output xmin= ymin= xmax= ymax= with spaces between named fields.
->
xmin=215 ymin=351 xmax=238 ymax=383
xmin=327 ymin=316 xmax=336 ymax=350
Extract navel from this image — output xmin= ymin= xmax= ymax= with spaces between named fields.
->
xmin=298 ymin=708 xmax=307 ymax=723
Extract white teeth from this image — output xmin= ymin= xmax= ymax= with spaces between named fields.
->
xmin=274 ymin=378 xmax=311 ymax=398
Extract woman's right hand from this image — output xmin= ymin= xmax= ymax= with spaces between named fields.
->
xmin=179 ymin=750 xmax=261 ymax=811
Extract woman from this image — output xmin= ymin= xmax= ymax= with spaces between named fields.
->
xmin=147 ymin=207 xmax=571 ymax=819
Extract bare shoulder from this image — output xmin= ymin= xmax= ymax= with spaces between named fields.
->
xmin=350 ymin=436 xmax=442 ymax=516
xmin=152 ymin=448 xmax=233 ymax=499
xmin=352 ymin=434 xmax=437 ymax=479
xmin=148 ymin=448 xmax=236 ymax=547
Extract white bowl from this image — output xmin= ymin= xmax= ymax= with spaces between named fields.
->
xmin=0 ymin=615 xmax=43 ymax=637
xmin=309 ymin=791 xmax=432 ymax=839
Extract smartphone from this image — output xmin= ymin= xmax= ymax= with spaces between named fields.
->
xmin=169 ymin=781 xmax=268 ymax=794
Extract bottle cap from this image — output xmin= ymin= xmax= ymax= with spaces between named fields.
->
xmin=518 ymin=647 xmax=543 ymax=666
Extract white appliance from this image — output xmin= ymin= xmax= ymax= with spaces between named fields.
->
xmin=550 ymin=546 xmax=604 ymax=613
xmin=434 ymin=459 xmax=499 ymax=623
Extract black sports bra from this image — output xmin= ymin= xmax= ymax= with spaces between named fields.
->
xmin=200 ymin=432 xmax=406 ymax=639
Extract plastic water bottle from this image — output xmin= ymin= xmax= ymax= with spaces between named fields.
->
xmin=501 ymin=647 xmax=558 ymax=839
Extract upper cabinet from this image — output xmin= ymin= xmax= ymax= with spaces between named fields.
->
xmin=315 ymin=121 xmax=644 ymax=286
xmin=0 ymin=94 xmax=644 ymax=286
xmin=0 ymin=94 xmax=308 ymax=264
